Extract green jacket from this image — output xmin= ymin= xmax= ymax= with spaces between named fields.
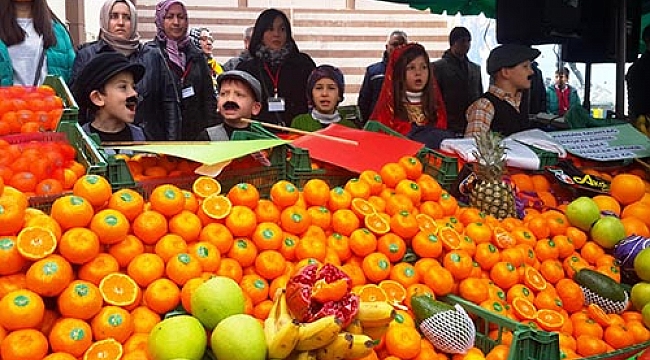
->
xmin=0 ymin=21 xmax=76 ymax=86
xmin=290 ymin=113 xmax=358 ymax=132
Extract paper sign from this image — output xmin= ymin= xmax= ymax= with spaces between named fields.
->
xmin=110 ymin=139 xmax=289 ymax=165
xmin=548 ymin=124 xmax=650 ymax=161
xmin=290 ymin=124 xmax=424 ymax=173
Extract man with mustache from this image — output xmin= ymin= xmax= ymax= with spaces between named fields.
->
xmin=72 ymin=52 xmax=146 ymax=142
xmin=196 ymin=70 xmax=263 ymax=141
xmin=465 ymin=44 xmax=541 ymax=138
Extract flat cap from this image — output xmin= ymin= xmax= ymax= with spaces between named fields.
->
xmin=217 ymin=70 xmax=262 ymax=102
xmin=487 ymin=44 xmax=541 ymax=75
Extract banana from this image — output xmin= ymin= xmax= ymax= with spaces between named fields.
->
xmin=267 ymin=290 xmax=301 ymax=359
xmin=289 ymin=350 xmax=317 ymax=360
xmin=345 ymin=333 xmax=375 ymax=359
xmin=355 ymin=301 xmax=395 ymax=328
xmin=264 ymin=289 xmax=282 ymax=345
xmin=345 ymin=318 xmax=364 ymax=335
xmin=314 ymin=332 xmax=353 ymax=360
xmin=295 ymin=315 xmax=343 ymax=351
xmin=361 ymin=324 xmax=389 ymax=342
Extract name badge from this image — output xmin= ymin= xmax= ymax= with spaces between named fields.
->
xmin=182 ymin=86 xmax=195 ymax=99
xmin=268 ymin=97 xmax=285 ymax=112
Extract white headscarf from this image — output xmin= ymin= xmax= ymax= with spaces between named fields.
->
xmin=98 ymin=0 xmax=141 ymax=57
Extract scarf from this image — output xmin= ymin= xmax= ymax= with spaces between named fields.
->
xmin=155 ymin=0 xmax=190 ymax=69
xmin=98 ymin=0 xmax=141 ymax=57
xmin=311 ymin=109 xmax=341 ymax=125
xmin=405 ymin=91 xmax=423 ymax=104
xmin=255 ymin=42 xmax=294 ymax=68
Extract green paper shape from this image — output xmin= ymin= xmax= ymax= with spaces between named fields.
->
xmin=111 ymin=139 xmax=289 ymax=165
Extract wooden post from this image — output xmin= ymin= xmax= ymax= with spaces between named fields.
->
xmin=238 ymin=0 xmax=248 ymax=7
xmin=346 ymin=0 xmax=355 ymax=10
xmin=65 ymin=0 xmax=85 ymax=46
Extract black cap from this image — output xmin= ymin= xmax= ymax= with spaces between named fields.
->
xmin=487 ymin=44 xmax=541 ymax=75
xmin=217 ymin=70 xmax=263 ymax=102
xmin=72 ymin=52 xmax=145 ymax=110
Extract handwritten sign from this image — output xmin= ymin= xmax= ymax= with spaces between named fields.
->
xmin=548 ymin=124 xmax=650 ymax=161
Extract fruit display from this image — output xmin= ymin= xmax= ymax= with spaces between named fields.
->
xmin=1 ymin=154 xmax=650 ymax=360
xmin=0 ymin=85 xmax=65 ymax=136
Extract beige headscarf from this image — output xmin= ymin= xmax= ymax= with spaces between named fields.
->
xmin=98 ymin=0 xmax=141 ymax=57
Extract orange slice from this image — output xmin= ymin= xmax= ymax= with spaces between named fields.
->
xmin=201 ymin=194 xmax=232 ymax=220
xmin=16 ymin=227 xmax=57 ymax=260
xmin=492 ymin=226 xmax=515 ymax=249
xmin=523 ymin=266 xmax=548 ymax=292
xmin=587 ymin=303 xmax=612 ymax=327
xmin=535 ymin=308 xmax=565 ymax=331
xmin=358 ymin=284 xmax=388 ymax=302
xmin=83 ymin=338 xmax=123 ymax=360
xmin=351 ymin=198 xmax=376 ymax=218
xmin=365 ymin=212 xmax=390 ymax=235
xmin=379 ymin=280 xmax=407 ymax=306
xmin=415 ymin=213 xmax=439 ymax=233
xmin=438 ymin=226 xmax=462 ymax=250
xmin=192 ymin=176 xmax=221 ymax=198
xmin=511 ymin=296 xmax=538 ymax=320
xmin=98 ymin=273 xmax=140 ymax=307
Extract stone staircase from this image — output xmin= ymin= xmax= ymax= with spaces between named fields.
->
xmin=135 ymin=0 xmax=451 ymax=105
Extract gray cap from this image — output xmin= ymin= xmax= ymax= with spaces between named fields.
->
xmin=487 ymin=44 xmax=541 ymax=75
xmin=217 ymin=70 xmax=262 ymax=102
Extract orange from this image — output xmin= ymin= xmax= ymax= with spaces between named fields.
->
xmin=534 ymin=238 xmax=560 ymax=262
xmin=154 ymin=234 xmax=188 ymax=262
xmin=127 ymin=253 xmax=165 ymax=288
xmin=25 ymin=254 xmax=73 ymax=297
xmin=58 ymin=227 xmax=100 ymax=265
xmin=365 ymin=212 xmax=391 ymax=235
xmin=417 ymin=173 xmax=443 ymax=202
xmin=423 ymin=265 xmax=455 ymax=296
xmin=91 ymin=305 xmax=133 ymax=343
xmin=443 ymin=249 xmax=474 ymax=281
xmin=279 ymin=205 xmax=311 ymax=235
xmin=226 ymin=205 xmax=258 ymax=237
xmin=216 ymin=257 xmax=244 ymax=283
xmin=580 ymin=241 xmax=606 ymax=265
xmin=187 ymin=241 xmax=221 ymax=273
xmin=533 ymin=289 xmax=563 ymax=312
xmin=620 ymin=217 xmax=650 ymax=237
xmin=78 ymin=253 xmax=120 ymax=286
xmin=351 ymin=197 xmax=376 ymax=219
xmin=168 ymin=210 xmax=202 ymax=243
xmin=603 ymin=323 xmax=635 ymax=350
xmin=474 ymin=242 xmax=501 ymax=271
xmin=510 ymin=173 xmax=535 ymax=192
xmin=384 ymin=325 xmax=421 ymax=359
xmin=411 ymin=230 xmax=443 ymax=259
xmin=240 ymin=274 xmax=269 ymax=305
xmin=362 ymin=252 xmax=392 ymax=283
xmin=254 ymin=250 xmax=286 ymax=280
xmin=531 ymin=174 xmax=551 ymax=192
xmin=328 ymin=186 xmax=353 ymax=211
xmin=394 ymin=179 xmax=422 ymax=205
xmin=72 ymin=174 xmax=112 ymax=208
xmin=489 ymin=261 xmax=519 ymax=290
xmin=592 ymin=195 xmax=622 ymax=216
xmin=538 ymin=259 xmax=565 ymax=285
xmin=610 ymin=173 xmax=646 ymax=205
xmin=99 ymin=273 xmax=140 ymax=307
xmin=143 ymin=278 xmax=181 ymax=315
xmin=108 ymin=235 xmax=145 ymax=269
xmin=82 ymin=337 xmax=124 ymax=360
xmin=270 ymin=180 xmax=300 ymax=208
xmin=199 ymin=223 xmax=234 ymax=254
xmin=132 ymin=210 xmax=168 ymax=245
xmin=308 ymin=205 xmax=332 ymax=230
xmin=438 ymin=226 xmax=462 ymax=251
xmin=345 ymin=178 xmax=372 ymax=199
xmin=43 ymin=353 xmax=78 ymax=360
xmin=201 ymin=194 xmax=232 ymax=220
xmin=15 ymin=226 xmax=56 ymax=261
xmin=90 ymin=209 xmax=130 ymax=245
xmin=57 ymin=280 xmax=103 ymax=320
xmin=294 ymin=236 xmax=327 ymax=262
xmin=0 ymin=328 xmax=49 ymax=360
xmin=459 ymin=277 xmax=490 ymax=304
xmin=279 ymin=232 xmax=300 ymax=261
xmin=166 ymin=253 xmax=203 ymax=286
xmin=390 ymin=210 xmax=419 ymax=239
xmin=0 ymin=289 xmax=45 ymax=330
xmin=228 ymin=238 xmax=258 ymax=267
xmin=227 ymin=182 xmax=260 ymax=208
xmin=389 ymin=262 xmax=420 ymax=288
xmin=349 ymin=228 xmax=378 ymax=257
xmin=575 ymin=334 xmax=608 ymax=357
xmin=511 ymin=296 xmax=538 ymax=321
xmin=384 ymin=193 xmax=414 ymax=216
xmin=360 ymin=170 xmax=384 ymax=196
xmin=0 ymin=236 xmax=27 ymax=276
xmin=522 ymin=266 xmax=547 ymax=292
xmin=192 ymin=176 xmax=221 ymax=198
xmin=107 ymin=188 xmax=145 ymax=222
xmin=621 ymin=201 xmax=650 ymax=227
xmin=48 ymin=317 xmax=93 ymax=357
xmin=50 ymin=194 xmax=95 ymax=230
xmin=149 ymin=184 xmax=185 ymax=218
xmin=378 ymin=279 xmax=407 ymax=305
xmin=302 ymin=178 xmax=331 ymax=206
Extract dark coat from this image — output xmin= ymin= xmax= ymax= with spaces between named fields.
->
xmin=153 ymin=38 xmax=219 ymax=141
xmin=70 ymin=40 xmax=182 ymax=141
xmin=627 ymin=50 xmax=650 ymax=118
xmin=237 ymin=52 xmax=315 ymax=127
xmin=433 ymin=50 xmax=483 ymax=134
xmin=358 ymin=53 xmax=388 ymax=123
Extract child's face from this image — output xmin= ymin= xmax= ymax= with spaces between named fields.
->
xmin=108 ymin=2 xmax=132 ymax=40
xmin=217 ymin=79 xmax=261 ymax=126
xmin=405 ymin=55 xmax=429 ymax=93
xmin=311 ymin=78 xmax=339 ymax=114
xmin=507 ymin=61 xmax=535 ymax=90
xmin=91 ymin=72 xmax=138 ymax=123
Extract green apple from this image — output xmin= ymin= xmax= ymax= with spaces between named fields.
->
xmin=590 ymin=216 xmax=626 ymax=249
xmin=191 ymin=276 xmax=245 ymax=329
xmin=211 ymin=314 xmax=266 ymax=360
xmin=565 ymin=196 xmax=601 ymax=232
xmin=631 ymin=281 xmax=650 ymax=311
xmin=635 ymin=247 xmax=650 ymax=282
xmin=148 ymin=315 xmax=207 ymax=360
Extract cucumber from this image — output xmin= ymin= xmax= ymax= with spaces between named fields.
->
xmin=411 ymin=294 xmax=454 ymax=326
xmin=574 ymin=268 xmax=629 ymax=314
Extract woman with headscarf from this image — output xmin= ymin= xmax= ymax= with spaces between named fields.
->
xmin=237 ymin=8 xmax=316 ymax=128
xmin=71 ymin=0 xmax=182 ymax=140
xmin=0 ymin=0 xmax=75 ymax=86
xmin=151 ymin=0 xmax=218 ymax=141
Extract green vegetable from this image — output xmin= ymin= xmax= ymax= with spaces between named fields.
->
xmin=411 ymin=294 xmax=454 ymax=326
xmin=574 ymin=268 xmax=627 ymax=303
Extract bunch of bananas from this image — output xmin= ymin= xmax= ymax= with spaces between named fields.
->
xmin=635 ymin=115 xmax=649 ymax=137
xmin=265 ymin=291 xmax=395 ymax=360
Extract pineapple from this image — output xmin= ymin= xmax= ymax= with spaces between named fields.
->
xmin=469 ymin=131 xmax=517 ymax=220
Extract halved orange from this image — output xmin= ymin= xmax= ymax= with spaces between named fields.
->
xmin=358 ymin=284 xmax=388 ymax=302
xmin=192 ymin=176 xmax=221 ymax=198
xmin=98 ymin=273 xmax=140 ymax=307
xmin=379 ymin=280 xmax=407 ymax=306
xmin=16 ymin=227 xmax=57 ymax=260
xmin=201 ymin=194 xmax=232 ymax=220
xmin=82 ymin=338 xmax=123 ymax=360
xmin=492 ymin=226 xmax=515 ymax=249
xmin=512 ymin=296 xmax=538 ymax=320
xmin=587 ymin=303 xmax=612 ymax=327
xmin=365 ymin=213 xmax=390 ymax=235
xmin=535 ymin=308 xmax=565 ymax=331
xmin=523 ymin=266 xmax=548 ymax=292
xmin=438 ymin=226 xmax=462 ymax=250
xmin=351 ymin=198 xmax=376 ymax=218
xmin=415 ymin=213 xmax=439 ymax=233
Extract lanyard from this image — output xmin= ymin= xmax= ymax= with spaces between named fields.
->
xmin=181 ymin=62 xmax=193 ymax=82
xmin=263 ymin=63 xmax=281 ymax=96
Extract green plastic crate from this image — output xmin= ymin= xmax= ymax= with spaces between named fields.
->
xmin=286 ymin=146 xmax=356 ymax=189
xmin=363 ymin=121 xmax=459 ymax=190
xmin=440 ymin=294 xmax=560 ymax=360
xmin=582 ymin=341 xmax=650 ymax=360
xmin=43 ymin=75 xmax=78 ymax=124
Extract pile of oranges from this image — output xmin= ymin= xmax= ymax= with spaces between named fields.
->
xmin=0 ymin=85 xmax=65 ymax=136
xmin=1 ymin=156 xmax=650 ymax=360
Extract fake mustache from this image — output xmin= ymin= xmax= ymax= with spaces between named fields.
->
xmin=222 ymin=101 xmax=240 ymax=110
xmin=126 ymin=95 xmax=139 ymax=107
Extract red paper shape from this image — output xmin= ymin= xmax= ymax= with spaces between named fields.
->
xmin=290 ymin=124 xmax=424 ymax=173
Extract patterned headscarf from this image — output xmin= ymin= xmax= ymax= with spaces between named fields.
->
xmin=155 ymin=0 xmax=190 ymax=69
xmin=98 ymin=0 xmax=141 ymax=57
